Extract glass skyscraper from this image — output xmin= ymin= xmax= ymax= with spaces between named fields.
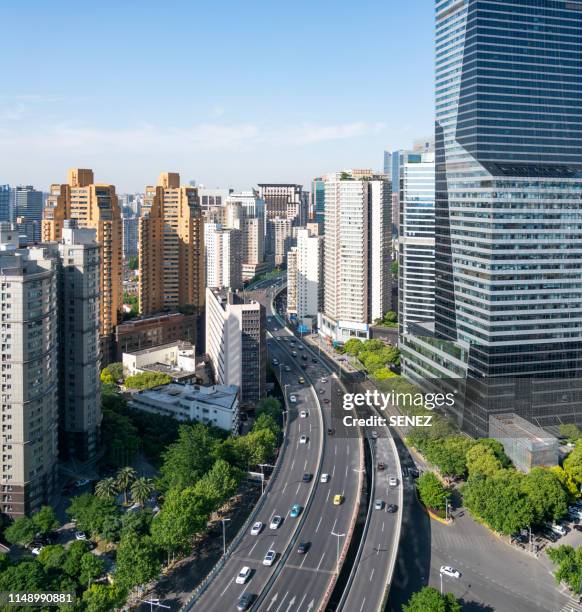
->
xmin=402 ymin=0 xmax=582 ymax=436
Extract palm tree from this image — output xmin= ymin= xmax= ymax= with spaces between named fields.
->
xmin=130 ymin=477 xmax=154 ymax=507
xmin=116 ymin=466 xmax=137 ymax=505
xmin=94 ymin=477 xmax=118 ymax=500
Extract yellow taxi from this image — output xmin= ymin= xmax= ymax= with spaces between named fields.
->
xmin=333 ymin=494 xmax=344 ymax=506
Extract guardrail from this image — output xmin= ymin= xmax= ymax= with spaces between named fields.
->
xmin=335 ymin=436 xmax=375 ymax=611
xmin=181 ymin=341 xmax=291 ymax=610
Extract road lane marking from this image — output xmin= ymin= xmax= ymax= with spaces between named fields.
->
xmin=304 ymin=460 xmax=307 ymax=470
xmin=297 ymin=593 xmax=307 ymax=610
xmin=274 ymin=591 xmax=289 ymax=612
xmin=220 ymin=580 xmax=231 ymax=597
xmin=359 ymin=598 xmax=366 ymax=612
xmin=248 ymin=540 xmax=259 ymax=556
xmin=291 ymin=459 xmax=295 ymax=471
xmin=334 ymin=444 xmax=337 ymax=456
xmin=317 ymin=552 xmax=326 ymax=570
xmin=369 ymin=568 xmax=375 ymax=582
xmin=296 ymin=483 xmax=301 ymax=495
xmin=266 ymin=592 xmax=278 ymax=611
xmin=315 ymin=516 xmax=323 ymax=533
xmin=382 ymin=522 xmax=385 ymax=533
xmin=326 ymin=490 xmax=331 ymax=502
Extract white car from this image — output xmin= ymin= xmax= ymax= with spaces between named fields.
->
xmin=289 ymin=395 xmax=297 ymax=403
xmin=75 ymin=531 xmax=87 ymax=541
xmin=250 ymin=521 xmax=263 ymax=536
xmin=321 ymin=377 xmax=328 ymax=383
xmin=235 ymin=566 xmax=252 ymax=584
xmin=269 ymin=515 xmax=283 ymax=530
xmin=263 ymin=550 xmax=276 ymax=566
xmin=440 ymin=565 xmax=461 ymax=579
xmin=300 ymin=410 xmax=308 ymax=418
xmin=31 ymin=546 xmax=42 ymax=556
xmin=299 ymin=435 xmax=308 ymax=444
xmin=388 ymin=476 xmax=398 ymax=487
xmin=321 ymin=473 xmax=330 ymax=483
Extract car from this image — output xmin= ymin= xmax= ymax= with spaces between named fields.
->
xmin=543 ymin=529 xmax=559 ymax=542
xmin=323 ymin=398 xmax=330 ymax=404
xmin=75 ymin=531 xmax=87 ymax=541
xmin=374 ymin=500 xmax=384 ymax=510
xmin=272 ymin=358 xmax=279 ymax=366
xmin=389 ymin=476 xmax=398 ymax=487
xmin=377 ymin=462 xmax=386 ymax=471
xmin=312 ymin=358 xmax=318 ymax=363
xmin=318 ymin=388 xmax=325 ymax=394
xmin=409 ymin=468 xmax=420 ymax=478
xmin=275 ymin=336 xmax=281 ymax=341
xmin=263 ymin=550 xmax=276 ymax=566
xmin=237 ymin=593 xmax=254 ymax=611
xmin=290 ymin=504 xmax=302 ymax=518
xmin=321 ymin=473 xmax=330 ymax=483
xmin=321 ymin=377 xmax=328 ymax=383
xmin=300 ymin=410 xmax=308 ymax=418
xmin=250 ymin=521 xmax=263 ymax=536
xmin=333 ymin=494 xmax=344 ymax=505
xmin=297 ymin=541 xmax=310 ymax=554
xmin=235 ymin=566 xmax=252 ymax=584
xmin=284 ymin=365 xmax=291 ymax=372
xmin=273 ymin=327 xmax=279 ymax=331
xmin=31 ymin=546 xmax=43 ymax=556
xmin=301 ymin=355 xmax=308 ymax=361
xmin=74 ymin=478 xmax=90 ymax=488
xmin=548 ymin=522 xmax=568 ymax=536
xmin=371 ymin=431 xmax=378 ymax=439
xmin=289 ymin=395 xmax=297 ymax=403
xmin=299 ymin=435 xmax=308 ymax=444
xmin=298 ymin=377 xmax=305 ymax=384
xmin=290 ymin=342 xmax=296 ymax=346
xmin=440 ymin=566 xmax=461 ymax=579
xmin=291 ymin=351 xmax=298 ymax=357
xmin=302 ymin=473 xmax=312 ymax=482
xmin=269 ymin=515 xmax=283 ymax=529
xmin=386 ymin=504 xmax=398 ymax=513
xmin=327 ymin=428 xmax=335 ymax=435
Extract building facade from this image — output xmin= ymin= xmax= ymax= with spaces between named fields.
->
xmin=42 ymin=169 xmax=122 ymax=344
xmin=138 ymin=173 xmax=205 ymax=317
xmin=287 ymin=227 xmax=323 ymax=321
xmin=13 ymin=186 xmax=43 ymax=243
xmin=0 ymin=186 xmax=11 ymax=223
xmin=402 ymin=0 xmax=582 ymax=437
xmin=205 ymin=288 xmax=266 ymax=407
xmin=122 ymin=214 xmax=139 ymax=260
xmin=204 ymin=222 xmax=243 ymax=291
xmin=398 ymin=152 xmax=435 ymax=334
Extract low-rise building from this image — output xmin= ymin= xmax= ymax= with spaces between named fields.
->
xmin=122 ymin=341 xmax=197 ymax=382
xmin=129 ymin=382 xmax=239 ymax=432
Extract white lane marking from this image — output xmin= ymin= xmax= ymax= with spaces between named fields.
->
xmin=317 ymin=552 xmax=326 ymax=570
xmin=220 ymin=580 xmax=231 ymax=597
xmin=297 ymin=593 xmax=307 ymax=610
xmin=291 ymin=459 xmax=295 ymax=471
xmin=331 ymin=518 xmax=337 ymax=534
xmin=266 ymin=592 xmax=279 ymax=611
xmin=332 ymin=465 xmax=336 ymax=478
xmin=381 ymin=522 xmax=385 ymax=533
xmin=315 ymin=516 xmax=323 ymax=533
xmin=304 ymin=459 xmax=307 ymax=470
xmin=345 ymin=465 xmax=348 ymax=478
xmin=282 ymin=482 xmax=287 ymax=493
xmin=274 ymin=591 xmax=289 ymax=612
xmin=334 ymin=444 xmax=337 ymax=456
xmin=296 ymin=483 xmax=301 ymax=495
xmin=248 ymin=539 xmax=259 ymax=556
xmin=326 ymin=489 xmax=331 ymax=502
xmin=300 ymin=551 xmax=309 ymax=567
xmin=359 ymin=598 xmax=366 ymax=612
xmin=369 ymin=568 xmax=375 ymax=582
xmin=347 ymin=445 xmax=350 ymax=454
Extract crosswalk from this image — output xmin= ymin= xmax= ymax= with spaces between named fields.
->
xmin=558 ymin=596 xmax=582 ymax=612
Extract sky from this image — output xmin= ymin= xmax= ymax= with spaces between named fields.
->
xmin=0 ymin=0 xmax=434 ymax=193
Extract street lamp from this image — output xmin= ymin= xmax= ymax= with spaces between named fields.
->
xmin=220 ymin=518 xmax=231 ymax=556
xmin=140 ymin=599 xmax=170 ymax=612
xmin=331 ymin=530 xmax=346 ymax=576
xmin=258 ymin=463 xmax=275 ymax=495
xmin=444 ymin=495 xmax=450 ymax=522
xmin=440 ymin=571 xmax=443 ymax=595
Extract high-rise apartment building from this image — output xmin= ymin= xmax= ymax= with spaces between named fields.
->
xmin=224 ymin=191 xmax=266 ymax=266
xmin=42 ymin=169 xmax=122 ymax=346
xmin=205 ymin=288 xmax=266 ymax=407
xmin=13 ymin=186 xmax=43 ymax=242
xmin=0 ymin=225 xmax=58 ymax=517
xmin=258 ymin=184 xmax=303 ymax=222
xmin=122 ymin=213 xmax=139 ymax=260
xmin=402 ymin=0 xmax=582 ymax=437
xmin=398 ymin=152 xmax=435 ymax=334
xmin=286 ymin=227 xmax=323 ymax=321
xmin=204 ymin=223 xmax=243 ymax=291
xmin=0 ymin=185 xmax=11 ymax=223
xmin=267 ymin=217 xmax=292 ymax=267
xmin=138 ymin=173 xmax=204 ymax=318
xmin=198 ymin=187 xmax=232 ymax=212
xmin=310 ymin=177 xmax=325 ymax=229
xmin=319 ymin=171 xmax=391 ymax=343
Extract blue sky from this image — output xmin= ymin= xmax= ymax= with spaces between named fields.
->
xmin=0 ymin=0 xmax=434 ymax=192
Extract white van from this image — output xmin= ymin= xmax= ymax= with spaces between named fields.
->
xmin=548 ymin=522 xmax=567 ymax=536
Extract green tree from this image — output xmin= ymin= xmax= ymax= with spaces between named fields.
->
xmin=551 ymin=465 xmax=580 ymax=498
xmin=150 ymin=487 xmax=210 ymax=561
xmin=37 ymin=545 xmax=67 ymax=571
xmin=547 ymin=545 xmax=582 ymax=594
xmin=425 ymin=436 xmax=473 ymax=478
xmin=116 ymin=466 xmax=137 ymax=505
xmin=94 ymin=477 xmax=119 ymax=500
xmin=100 ymin=368 xmax=114 ymax=385
xmin=564 ymin=440 xmax=582 ymax=485
xmin=403 ymin=586 xmax=461 ymax=612
xmin=560 ymin=423 xmax=581 ymax=443
xmin=120 ymin=508 xmax=154 ymax=538
xmin=107 ymin=362 xmax=125 ymax=382
xmin=127 ymin=256 xmax=139 ymax=271
xmin=115 ymin=532 xmax=161 ymax=590
xmin=83 ymin=584 xmax=128 ymax=612
xmin=193 ymin=460 xmax=242 ymax=510
xmin=252 ymin=413 xmax=280 ymax=436
xmin=521 ymin=467 xmax=569 ymax=524
xmin=62 ymin=540 xmax=91 ymax=578
xmin=158 ymin=423 xmax=218 ymax=491
xmin=124 ymin=371 xmax=172 ymax=390
xmin=466 ymin=442 xmax=504 ymax=478
xmin=4 ymin=516 xmax=36 ymax=547
xmin=416 ymin=472 xmax=448 ymax=510
xmin=32 ymin=506 xmax=60 ymax=536
xmin=0 ymin=561 xmax=48 ymax=592
xmin=255 ymin=397 xmax=281 ymax=420
xmin=343 ymin=338 xmax=364 ymax=356
xmin=130 ymin=477 xmax=155 ymax=506
xmin=67 ymin=494 xmax=120 ymax=540
xmin=79 ymin=552 xmax=106 ymax=587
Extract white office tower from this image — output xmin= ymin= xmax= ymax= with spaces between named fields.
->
xmin=267 ymin=217 xmax=292 ymax=266
xmin=0 ymin=224 xmax=58 ymax=517
xmin=289 ymin=228 xmax=323 ymax=321
xmin=287 ymin=248 xmax=298 ymax=315
xmin=205 ymin=288 xmax=266 ymax=406
xmin=224 ymin=191 xmax=266 ymax=265
xmin=56 ymin=222 xmax=101 ymax=462
xmin=204 ymin=222 xmax=243 ymax=291
xmin=319 ymin=172 xmax=391 ymax=343
xmin=398 ymin=152 xmax=435 ymax=334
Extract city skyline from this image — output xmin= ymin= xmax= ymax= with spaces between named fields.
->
xmin=0 ymin=0 xmax=433 ymax=192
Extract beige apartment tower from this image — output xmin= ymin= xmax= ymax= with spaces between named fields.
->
xmin=42 ymin=169 xmax=122 ymax=343
xmin=138 ymin=173 xmax=204 ymax=316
